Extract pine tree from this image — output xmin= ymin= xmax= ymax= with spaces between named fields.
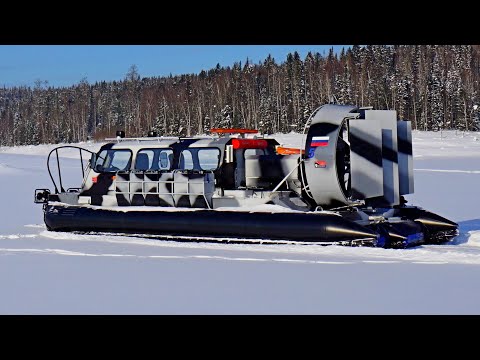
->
xmin=429 ymin=47 xmax=445 ymax=131
xmin=3 ymin=45 xmax=480 ymax=146
xmin=126 ymin=65 xmax=140 ymax=82
xmin=258 ymin=81 xmax=274 ymax=134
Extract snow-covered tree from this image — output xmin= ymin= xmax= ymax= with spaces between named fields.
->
xmin=429 ymin=48 xmax=445 ymax=131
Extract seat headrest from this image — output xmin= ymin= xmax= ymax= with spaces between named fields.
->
xmin=135 ymin=153 xmax=150 ymax=171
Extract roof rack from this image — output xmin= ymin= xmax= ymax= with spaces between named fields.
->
xmin=105 ymin=136 xmax=180 ymax=143
xmin=210 ymin=128 xmax=258 ymax=134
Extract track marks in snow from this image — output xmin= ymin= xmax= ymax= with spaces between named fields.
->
xmin=0 ymin=244 xmax=470 ymax=266
xmin=0 ymin=248 xmax=96 ymax=256
xmin=3 ymin=229 xmax=478 ymax=266
xmin=415 ymin=168 xmax=480 ymax=174
xmin=4 ymin=221 xmax=480 ymax=266
xmin=0 ymin=234 xmax=37 ymax=240
xmin=24 ymin=224 xmax=46 ymax=229
xmin=0 ymin=163 xmax=26 ymax=174
xmin=0 ymin=247 xmax=352 ymax=265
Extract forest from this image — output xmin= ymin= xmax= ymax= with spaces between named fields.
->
xmin=0 ymin=45 xmax=479 ymax=146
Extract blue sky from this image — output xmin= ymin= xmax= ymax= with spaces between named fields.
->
xmin=0 ymin=45 xmax=349 ymax=88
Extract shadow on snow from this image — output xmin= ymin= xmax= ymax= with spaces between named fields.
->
xmin=452 ymin=219 xmax=480 ymax=245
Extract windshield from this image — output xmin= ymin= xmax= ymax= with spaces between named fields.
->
xmin=95 ymin=149 xmax=132 ymax=172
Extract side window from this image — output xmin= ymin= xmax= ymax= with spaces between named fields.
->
xmin=135 ymin=150 xmax=154 ymax=170
xmin=179 ymin=148 xmax=220 ymax=170
xmin=154 ymin=149 xmax=174 ymax=170
xmin=245 ymin=149 xmax=265 ymax=157
xmin=95 ymin=150 xmax=109 ymax=171
xmin=95 ymin=150 xmax=132 ymax=172
xmin=111 ymin=151 xmax=132 ymax=170
xmin=179 ymin=150 xmax=194 ymax=170
xmin=198 ymin=149 xmax=220 ymax=170
xmin=136 ymin=148 xmax=174 ymax=170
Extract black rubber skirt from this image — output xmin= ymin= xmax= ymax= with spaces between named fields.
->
xmin=44 ymin=204 xmax=378 ymax=244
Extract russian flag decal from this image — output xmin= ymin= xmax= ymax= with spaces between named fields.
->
xmin=311 ymin=136 xmax=329 ymax=147
xmin=315 ymin=160 xmax=327 ymax=168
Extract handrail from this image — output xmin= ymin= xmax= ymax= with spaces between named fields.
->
xmin=209 ymin=128 xmax=258 ymax=134
xmin=104 ymin=137 xmax=180 ymax=142
xmin=46 ymin=146 xmax=96 ymax=194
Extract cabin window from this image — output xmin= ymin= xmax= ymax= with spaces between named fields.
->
xmin=244 ymin=148 xmax=265 ymax=157
xmin=179 ymin=150 xmax=194 ymax=170
xmin=95 ymin=149 xmax=132 ymax=172
xmin=179 ymin=148 xmax=220 ymax=171
xmin=198 ymin=149 xmax=220 ymax=170
xmin=135 ymin=148 xmax=174 ymax=170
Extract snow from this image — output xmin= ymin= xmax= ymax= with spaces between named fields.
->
xmin=1 ymin=130 xmax=480 ymax=314
xmin=0 ymin=141 xmax=103 ymax=157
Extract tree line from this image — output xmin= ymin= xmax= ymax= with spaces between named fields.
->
xmin=1 ymin=45 xmax=479 ymax=146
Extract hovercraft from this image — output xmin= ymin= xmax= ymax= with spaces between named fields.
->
xmin=34 ymin=104 xmax=458 ymax=248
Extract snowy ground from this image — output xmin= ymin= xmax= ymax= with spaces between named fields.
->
xmin=1 ymin=130 xmax=480 ymax=314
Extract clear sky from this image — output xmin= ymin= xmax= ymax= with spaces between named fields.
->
xmin=0 ymin=45 xmax=349 ymax=88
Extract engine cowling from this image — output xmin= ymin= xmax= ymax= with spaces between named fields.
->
xmin=302 ymin=104 xmax=414 ymax=209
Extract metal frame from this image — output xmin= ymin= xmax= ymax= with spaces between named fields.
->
xmin=113 ymin=170 xmax=215 ymax=209
xmin=105 ymin=137 xmax=181 ymax=143
xmin=46 ymin=146 xmax=95 ymax=194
